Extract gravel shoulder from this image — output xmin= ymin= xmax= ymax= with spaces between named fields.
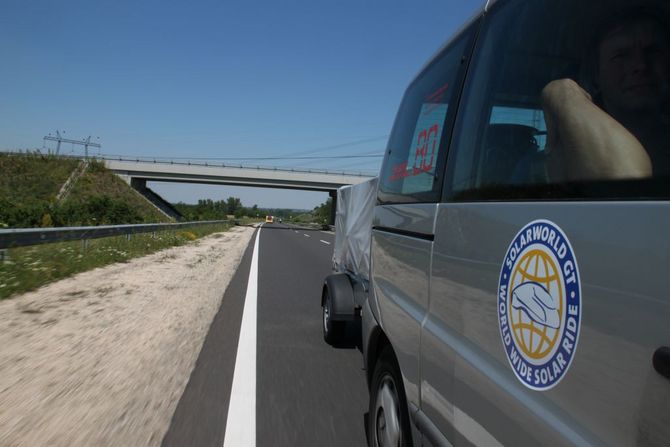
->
xmin=0 ymin=225 xmax=256 ymax=447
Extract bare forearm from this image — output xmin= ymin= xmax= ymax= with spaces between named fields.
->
xmin=541 ymin=79 xmax=651 ymax=180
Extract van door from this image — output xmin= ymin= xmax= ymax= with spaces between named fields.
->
xmin=372 ymin=24 xmax=477 ymax=421
xmin=423 ymin=0 xmax=670 ymax=445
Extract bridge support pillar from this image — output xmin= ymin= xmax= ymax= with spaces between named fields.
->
xmin=130 ymin=177 xmax=147 ymax=189
xmin=126 ymin=177 xmax=183 ymax=221
xmin=116 ymin=174 xmax=132 ymax=185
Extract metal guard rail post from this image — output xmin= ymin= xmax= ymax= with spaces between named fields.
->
xmin=0 ymin=220 xmax=230 ymax=249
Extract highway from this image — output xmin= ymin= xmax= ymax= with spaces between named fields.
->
xmin=162 ymin=223 xmax=369 ymax=446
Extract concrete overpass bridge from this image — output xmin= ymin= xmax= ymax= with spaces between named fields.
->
xmin=103 ymin=157 xmax=376 ymax=220
xmin=104 ymin=158 xmax=374 ymax=192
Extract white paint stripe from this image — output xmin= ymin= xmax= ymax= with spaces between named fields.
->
xmin=294 ymin=230 xmax=299 ymax=234
xmin=319 ymin=240 xmax=331 ymax=245
xmin=303 ymin=234 xmax=311 ymax=238
xmin=223 ymin=229 xmax=260 ymax=447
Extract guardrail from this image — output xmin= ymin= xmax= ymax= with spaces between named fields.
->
xmin=0 ymin=220 xmax=231 ymax=249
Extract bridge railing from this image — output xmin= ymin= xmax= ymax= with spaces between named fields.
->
xmin=103 ymin=155 xmax=378 ymax=177
xmin=0 ymin=220 xmax=230 ymax=249
xmin=0 ymin=150 xmax=378 ymax=177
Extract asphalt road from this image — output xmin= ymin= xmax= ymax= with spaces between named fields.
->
xmin=162 ymin=223 xmax=369 ymax=447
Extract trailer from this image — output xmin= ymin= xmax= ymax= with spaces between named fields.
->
xmin=321 ymin=177 xmax=377 ymax=344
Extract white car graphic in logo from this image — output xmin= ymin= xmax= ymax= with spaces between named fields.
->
xmin=512 ymin=282 xmax=560 ymax=329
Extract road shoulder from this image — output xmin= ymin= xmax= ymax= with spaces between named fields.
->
xmin=0 ymin=226 xmax=255 ymax=446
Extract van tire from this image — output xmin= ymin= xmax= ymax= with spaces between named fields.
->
xmin=368 ymin=346 xmax=413 ymax=447
xmin=323 ymin=289 xmax=343 ymax=344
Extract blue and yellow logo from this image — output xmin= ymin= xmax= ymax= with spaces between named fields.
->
xmin=498 ymin=220 xmax=581 ymax=390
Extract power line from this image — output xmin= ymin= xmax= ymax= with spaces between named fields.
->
xmin=283 ymin=148 xmax=385 ymax=166
xmin=276 ymin=135 xmax=389 ymax=157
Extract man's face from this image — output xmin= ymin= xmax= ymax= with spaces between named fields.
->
xmin=598 ymin=19 xmax=670 ymax=115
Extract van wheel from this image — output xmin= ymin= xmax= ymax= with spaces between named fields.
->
xmin=369 ymin=346 xmax=413 ymax=447
xmin=322 ymin=289 xmax=343 ymax=344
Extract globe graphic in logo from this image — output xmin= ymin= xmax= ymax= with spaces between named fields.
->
xmin=499 ymin=220 xmax=581 ymax=390
xmin=509 ymin=248 xmax=564 ymax=361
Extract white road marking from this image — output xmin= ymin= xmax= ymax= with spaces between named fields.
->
xmin=294 ymin=230 xmax=299 ymax=234
xmin=223 ymin=229 xmax=260 ymax=447
xmin=320 ymin=231 xmax=332 ymax=235
xmin=319 ymin=240 xmax=331 ymax=245
xmin=304 ymin=234 xmax=311 ymax=238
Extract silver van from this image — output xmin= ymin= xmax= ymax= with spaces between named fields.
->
xmin=323 ymin=0 xmax=670 ymax=445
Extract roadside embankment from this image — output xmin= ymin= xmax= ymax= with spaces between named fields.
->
xmin=0 ymin=225 xmax=255 ymax=446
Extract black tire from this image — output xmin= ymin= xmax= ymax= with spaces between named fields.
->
xmin=322 ymin=289 xmax=343 ymax=344
xmin=368 ymin=346 xmax=413 ymax=447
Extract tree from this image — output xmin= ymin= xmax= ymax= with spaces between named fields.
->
xmin=226 ymin=196 xmax=242 ymax=215
xmin=313 ymin=198 xmax=332 ymax=223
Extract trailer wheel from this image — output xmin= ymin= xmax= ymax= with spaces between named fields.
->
xmin=323 ymin=288 xmax=343 ymax=344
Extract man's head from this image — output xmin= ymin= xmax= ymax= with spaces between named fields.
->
xmin=595 ymin=7 xmax=670 ymax=117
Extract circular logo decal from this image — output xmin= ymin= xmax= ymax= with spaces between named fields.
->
xmin=498 ymin=220 xmax=581 ymax=390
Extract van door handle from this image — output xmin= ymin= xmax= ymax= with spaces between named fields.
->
xmin=653 ymin=347 xmax=670 ymax=379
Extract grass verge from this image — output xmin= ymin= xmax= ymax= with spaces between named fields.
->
xmin=0 ymin=223 xmax=233 ymax=300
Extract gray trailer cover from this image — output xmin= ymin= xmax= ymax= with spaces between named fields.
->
xmin=332 ymin=177 xmax=378 ymax=280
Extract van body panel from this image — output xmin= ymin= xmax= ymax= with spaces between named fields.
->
xmin=426 ymin=202 xmax=670 ymax=445
xmin=357 ymin=0 xmax=670 ymax=444
xmin=371 ymin=203 xmax=437 ymax=407
xmin=372 ymin=203 xmax=437 ymax=236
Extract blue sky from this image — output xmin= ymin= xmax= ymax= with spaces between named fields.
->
xmin=1 ymin=0 xmax=483 ymax=209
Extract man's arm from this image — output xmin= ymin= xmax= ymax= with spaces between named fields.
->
xmin=541 ymin=79 xmax=652 ymax=180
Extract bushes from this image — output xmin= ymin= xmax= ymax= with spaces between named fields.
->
xmin=0 ymin=196 xmax=145 ymax=228
xmin=86 ymin=159 xmax=107 ymax=173
xmin=312 ymin=198 xmax=332 ymax=224
xmin=0 ymin=198 xmax=51 ymax=228
xmin=53 ymin=196 xmax=144 ymax=226
xmin=176 ymin=231 xmax=197 ymax=241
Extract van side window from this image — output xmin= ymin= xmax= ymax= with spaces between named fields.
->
xmin=444 ymin=0 xmax=670 ymax=201
xmin=378 ymin=28 xmax=476 ymax=204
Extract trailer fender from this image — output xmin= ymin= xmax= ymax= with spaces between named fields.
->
xmin=322 ymin=273 xmax=356 ymax=321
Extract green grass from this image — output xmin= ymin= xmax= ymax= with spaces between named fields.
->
xmin=0 ymin=153 xmax=172 ymax=227
xmin=66 ymin=159 xmax=170 ymax=224
xmin=236 ymin=217 xmax=263 ymax=225
xmin=0 ymin=222 xmax=233 ymax=300
xmin=0 ymin=152 xmax=79 ymax=203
